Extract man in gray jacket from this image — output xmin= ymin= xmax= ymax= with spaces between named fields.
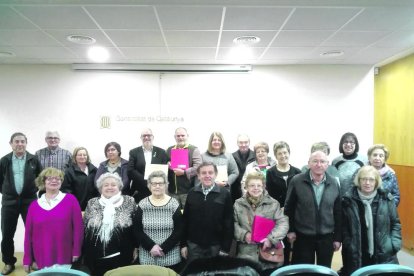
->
xmin=284 ymin=150 xmax=342 ymax=268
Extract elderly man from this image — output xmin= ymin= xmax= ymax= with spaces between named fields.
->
xmin=181 ymin=162 xmax=234 ymax=262
xmin=127 ymin=128 xmax=168 ymax=203
xmin=0 ymin=132 xmax=42 ymax=275
xmin=284 ymin=150 xmax=342 ymax=268
xmin=166 ymin=127 xmax=202 ymax=207
xmin=35 ymin=130 xmax=71 ymax=171
xmin=232 ymin=134 xmax=255 ymax=202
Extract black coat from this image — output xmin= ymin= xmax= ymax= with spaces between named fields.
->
xmin=0 ymin=152 xmax=42 ymax=206
xmin=127 ymin=146 xmax=168 ymax=202
xmin=341 ymin=187 xmax=401 ymax=275
xmin=62 ymin=162 xmax=98 ymax=211
xmin=231 ymin=149 xmax=255 ymax=201
xmin=266 ymin=164 xmax=301 ymax=206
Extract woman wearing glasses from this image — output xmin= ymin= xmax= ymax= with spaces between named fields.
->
xmin=332 ymin=132 xmax=368 ymax=195
xmin=83 ymin=173 xmax=138 ymax=276
xmin=341 ymin=166 xmax=401 ymax=276
xmin=135 ymin=170 xmax=183 ymax=272
xmin=95 ymin=142 xmax=130 ymax=195
xmin=234 ymin=171 xmax=288 ymax=275
xmin=23 ymin=168 xmax=83 ymax=273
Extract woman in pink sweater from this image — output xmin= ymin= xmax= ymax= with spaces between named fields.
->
xmin=23 ymin=167 xmax=84 ymax=273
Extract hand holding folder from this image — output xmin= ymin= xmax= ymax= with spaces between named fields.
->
xmin=251 ymin=215 xmax=276 ymax=243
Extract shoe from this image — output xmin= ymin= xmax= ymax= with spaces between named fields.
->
xmin=1 ymin=264 xmax=15 ymax=275
xmin=31 ymin=262 xmax=39 ymax=271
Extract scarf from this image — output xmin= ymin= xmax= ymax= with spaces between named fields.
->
xmin=357 ymin=189 xmax=377 ymax=256
xmin=98 ymin=192 xmax=123 ymax=244
xmin=246 ymin=193 xmax=263 ymax=211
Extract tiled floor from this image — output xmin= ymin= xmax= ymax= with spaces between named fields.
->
xmin=1 ymin=249 xmax=413 ymax=275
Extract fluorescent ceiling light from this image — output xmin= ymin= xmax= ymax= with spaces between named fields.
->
xmin=72 ymin=64 xmax=252 ymax=72
xmin=88 ymin=46 xmax=109 ymax=62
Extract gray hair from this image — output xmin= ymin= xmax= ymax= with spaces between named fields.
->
xmin=96 ymin=172 xmax=123 ymax=193
xmin=147 ymin=170 xmax=168 ymax=188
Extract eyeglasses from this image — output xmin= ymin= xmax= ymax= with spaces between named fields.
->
xmin=343 ymin=141 xmax=355 ymax=145
xmin=360 ymin=177 xmax=376 ymax=183
xmin=45 ymin=176 xmax=61 ymax=182
xmin=150 ymin=182 xmax=165 ymax=187
xmin=106 ymin=148 xmax=118 ymax=152
xmin=247 ymin=184 xmax=264 ymax=189
xmin=310 ymin=160 xmax=329 ymax=165
xmin=46 ymin=137 xmax=60 ymax=140
xmin=141 ymin=134 xmax=153 ymax=138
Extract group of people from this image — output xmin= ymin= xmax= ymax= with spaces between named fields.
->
xmin=0 ymin=129 xmax=402 ymax=276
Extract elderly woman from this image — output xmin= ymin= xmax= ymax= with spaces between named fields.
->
xmin=332 ymin=132 xmax=368 ymax=195
xmin=95 ymin=142 xmax=130 ymax=195
xmin=341 ymin=165 xmax=401 ymax=276
xmin=23 ymin=168 xmax=83 ymax=273
xmin=367 ymin=144 xmax=400 ymax=206
xmin=234 ymin=171 xmax=289 ymax=274
xmin=201 ymin=132 xmax=239 ymax=188
xmin=135 ymin=170 xmax=183 ymax=272
xmin=241 ymin=142 xmax=276 ymax=188
xmin=83 ymin=173 xmax=138 ymax=276
xmin=265 ymin=141 xmax=300 ymax=266
xmin=62 ymin=146 xmax=98 ymax=211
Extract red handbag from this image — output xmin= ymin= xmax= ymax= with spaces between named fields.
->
xmin=259 ymin=244 xmax=284 ymax=263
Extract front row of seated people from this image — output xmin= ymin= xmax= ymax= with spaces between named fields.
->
xmin=20 ymin=155 xmax=401 ymax=276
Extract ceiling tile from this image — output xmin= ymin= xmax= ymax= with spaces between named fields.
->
xmin=223 ymin=7 xmax=293 ymax=30
xmin=119 ymin=47 xmax=170 ymax=59
xmin=373 ymin=30 xmax=414 ymax=48
xmin=272 ymin=30 xmax=334 ymax=47
xmin=0 ymin=30 xmax=61 ymax=46
xmin=105 ymin=30 xmax=165 ymax=47
xmin=68 ymin=46 xmax=124 ymax=60
xmin=169 ymin=47 xmax=216 ymax=59
xmin=0 ymin=6 xmax=37 ymax=29
xmin=322 ymin=31 xmax=389 ymax=47
xmin=14 ymin=6 xmax=98 ymax=29
xmin=9 ymin=46 xmax=76 ymax=59
xmin=45 ymin=29 xmax=114 ymax=47
xmin=284 ymin=7 xmax=362 ymax=30
xmin=164 ymin=31 xmax=219 ymax=47
xmin=85 ymin=6 xmax=159 ymax=30
xmin=156 ymin=6 xmax=223 ymax=30
xmin=216 ymin=47 xmax=266 ymax=61
xmin=261 ymin=47 xmax=314 ymax=59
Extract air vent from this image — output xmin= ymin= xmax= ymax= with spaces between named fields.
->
xmin=320 ymin=50 xmax=344 ymax=57
xmin=66 ymin=35 xmax=96 ymax=45
xmin=233 ymin=36 xmax=261 ymax=45
xmin=0 ymin=51 xmax=15 ymax=58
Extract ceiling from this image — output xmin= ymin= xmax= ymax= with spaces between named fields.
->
xmin=1 ymin=0 xmax=414 ymax=66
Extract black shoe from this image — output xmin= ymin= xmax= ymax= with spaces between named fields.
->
xmin=1 ymin=264 xmax=15 ymax=275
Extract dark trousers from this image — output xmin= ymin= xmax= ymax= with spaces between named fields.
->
xmin=292 ymin=233 xmax=334 ymax=268
xmin=1 ymin=200 xmax=31 ymax=265
xmin=187 ymin=241 xmax=220 ymax=263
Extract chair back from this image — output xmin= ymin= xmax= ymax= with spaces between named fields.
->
xmin=350 ymin=264 xmax=414 ymax=276
xmin=270 ymin=264 xmax=339 ymax=276
xmin=28 ymin=267 xmax=89 ymax=276
xmin=103 ymin=265 xmax=178 ymax=276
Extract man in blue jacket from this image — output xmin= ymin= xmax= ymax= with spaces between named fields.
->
xmin=0 ymin=132 xmax=42 ymax=275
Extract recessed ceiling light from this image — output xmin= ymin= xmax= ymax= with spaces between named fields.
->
xmin=233 ymin=36 xmax=261 ymax=46
xmin=88 ymin=46 xmax=109 ymax=62
xmin=0 ymin=51 xmax=15 ymax=58
xmin=320 ymin=50 xmax=344 ymax=57
xmin=67 ymin=35 xmax=96 ymax=45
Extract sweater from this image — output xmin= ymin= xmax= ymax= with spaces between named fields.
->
xmin=23 ymin=193 xmax=84 ymax=268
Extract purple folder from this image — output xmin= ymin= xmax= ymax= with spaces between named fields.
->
xmin=251 ymin=215 xmax=276 ymax=243
xmin=170 ymin=148 xmax=189 ymax=169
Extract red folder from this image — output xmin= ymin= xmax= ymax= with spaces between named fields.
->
xmin=251 ymin=215 xmax=276 ymax=243
xmin=170 ymin=148 xmax=189 ymax=169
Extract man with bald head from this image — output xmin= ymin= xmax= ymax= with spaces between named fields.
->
xmin=284 ymin=150 xmax=342 ymax=268
xmin=127 ymin=128 xmax=168 ymax=203
xmin=232 ymin=134 xmax=255 ymax=202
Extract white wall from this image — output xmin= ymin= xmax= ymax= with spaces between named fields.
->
xmin=0 ymin=64 xmax=374 ymax=252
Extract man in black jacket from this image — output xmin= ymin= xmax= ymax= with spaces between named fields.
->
xmin=0 ymin=132 xmax=42 ymax=275
xmin=181 ymin=162 xmax=234 ymax=263
xmin=127 ymin=128 xmax=168 ymax=203
xmin=284 ymin=150 xmax=342 ymax=268
xmin=232 ymin=134 xmax=255 ymax=202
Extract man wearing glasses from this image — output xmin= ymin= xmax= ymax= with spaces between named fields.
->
xmin=284 ymin=150 xmax=342 ymax=269
xmin=127 ymin=128 xmax=168 ymax=203
xmin=35 ymin=131 xmax=72 ymax=171
xmin=0 ymin=132 xmax=42 ymax=275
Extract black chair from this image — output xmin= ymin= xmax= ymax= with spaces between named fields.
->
xmin=270 ymin=264 xmax=339 ymax=276
xmin=350 ymin=264 xmax=414 ymax=276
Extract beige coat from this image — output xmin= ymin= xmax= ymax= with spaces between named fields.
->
xmin=234 ymin=192 xmax=289 ymax=269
